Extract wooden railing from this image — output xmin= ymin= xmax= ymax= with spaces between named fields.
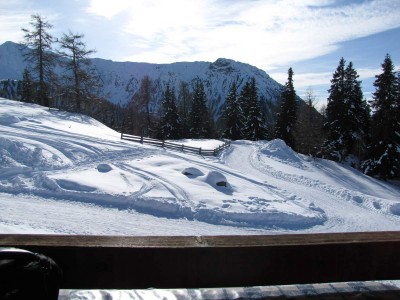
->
xmin=1 ymin=232 xmax=400 ymax=289
xmin=121 ymin=133 xmax=230 ymax=156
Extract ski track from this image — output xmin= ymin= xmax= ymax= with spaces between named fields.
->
xmin=164 ymin=148 xmax=302 ymax=208
xmin=116 ymin=162 xmax=194 ymax=210
xmin=251 ymin=144 xmax=397 ymax=218
xmin=0 ymin=193 xmax=260 ymax=236
xmin=222 ymin=142 xmax=400 ymax=232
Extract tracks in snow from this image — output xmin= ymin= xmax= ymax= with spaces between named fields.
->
xmin=222 ymin=142 xmax=400 ymax=231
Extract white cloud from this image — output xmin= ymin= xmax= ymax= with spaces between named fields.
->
xmin=95 ymin=0 xmax=400 ymax=70
xmin=86 ymin=0 xmax=133 ymax=19
xmin=0 ymin=1 xmax=34 ymax=43
xmin=0 ymin=2 xmax=59 ymax=45
xmin=1 ymin=0 xmax=399 ymax=74
xmin=0 ymin=13 xmax=29 ymax=44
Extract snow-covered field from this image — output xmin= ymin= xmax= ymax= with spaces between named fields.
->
xmin=1 ymin=98 xmax=400 ymax=235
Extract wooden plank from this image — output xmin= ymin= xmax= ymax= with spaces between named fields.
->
xmin=1 ymin=232 xmax=400 ymax=289
xmin=2 ymin=232 xmax=400 ymax=248
xmin=163 ymin=144 xmax=183 ymax=150
xmin=143 ymin=137 xmax=162 ymax=143
xmin=143 ymin=140 xmax=163 ymax=146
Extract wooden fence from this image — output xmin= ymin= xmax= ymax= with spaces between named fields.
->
xmin=1 ymin=232 xmax=400 ymax=289
xmin=121 ymin=133 xmax=230 ymax=156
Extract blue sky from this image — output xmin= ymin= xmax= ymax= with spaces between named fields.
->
xmin=1 ymin=0 xmax=399 ymax=106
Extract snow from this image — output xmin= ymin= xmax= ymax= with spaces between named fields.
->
xmin=170 ymin=139 xmax=225 ymax=149
xmin=0 ymin=98 xmax=400 ymax=235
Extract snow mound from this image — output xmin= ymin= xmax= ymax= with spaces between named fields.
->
xmin=56 ymin=179 xmax=97 ymax=192
xmin=0 ymin=115 xmax=23 ymax=125
xmin=0 ymin=137 xmax=68 ymax=169
xmin=182 ymin=167 xmax=204 ymax=177
xmin=259 ymin=139 xmax=307 ymax=169
xmin=205 ymin=171 xmax=229 ymax=188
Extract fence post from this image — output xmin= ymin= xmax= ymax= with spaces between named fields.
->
xmin=182 ymin=144 xmax=184 ymax=152
xmin=199 ymin=147 xmax=202 ymax=155
xmin=140 ymin=135 xmax=143 ymax=144
xmin=162 ymin=140 xmax=165 ymax=147
xmin=121 ymin=132 xmax=123 ymax=140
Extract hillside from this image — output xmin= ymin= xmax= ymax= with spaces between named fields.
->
xmin=0 ymin=41 xmax=283 ymax=118
xmin=1 ymin=98 xmax=399 ymax=235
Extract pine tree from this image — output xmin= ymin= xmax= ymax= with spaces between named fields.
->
xmin=238 ymin=81 xmax=251 ymax=126
xmin=189 ymin=79 xmax=210 ymax=138
xmin=362 ymin=54 xmax=400 ymax=179
xmin=177 ymin=81 xmax=192 ymax=138
xmin=160 ymin=84 xmax=181 ymax=139
xmin=222 ymin=81 xmax=243 ymax=140
xmin=21 ymin=14 xmax=56 ymax=107
xmin=243 ymin=77 xmax=265 ymax=140
xmin=57 ymin=31 xmax=99 ymax=113
xmin=294 ymin=88 xmax=324 ymax=156
xmin=20 ymin=68 xmax=35 ymax=103
xmin=132 ymin=76 xmax=155 ymax=137
xmin=275 ymin=68 xmax=297 ymax=148
xmin=321 ymin=58 xmax=347 ymax=161
xmin=344 ymin=62 xmax=370 ymax=163
xmin=321 ymin=59 xmax=370 ymax=164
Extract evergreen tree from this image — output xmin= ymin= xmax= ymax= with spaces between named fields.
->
xmin=20 ymin=68 xmax=35 ymax=103
xmin=222 ymin=81 xmax=243 ymax=140
xmin=177 ymin=81 xmax=192 ymax=138
xmin=160 ymin=84 xmax=181 ymax=139
xmin=21 ymin=14 xmax=56 ymax=107
xmin=344 ymin=62 xmax=370 ymax=162
xmin=243 ymin=77 xmax=265 ymax=140
xmin=238 ymin=81 xmax=251 ymax=124
xmin=362 ymin=54 xmax=400 ymax=179
xmin=294 ymin=88 xmax=324 ymax=156
xmin=133 ymin=76 xmax=155 ymax=137
xmin=321 ymin=58 xmax=347 ymax=161
xmin=189 ymin=79 xmax=210 ymax=138
xmin=275 ymin=68 xmax=297 ymax=148
xmin=321 ymin=58 xmax=370 ymax=164
xmin=57 ymin=31 xmax=99 ymax=112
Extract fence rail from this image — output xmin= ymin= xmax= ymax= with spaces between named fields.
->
xmin=1 ymin=232 xmax=400 ymax=289
xmin=121 ymin=133 xmax=230 ymax=156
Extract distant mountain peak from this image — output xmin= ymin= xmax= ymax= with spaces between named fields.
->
xmin=209 ymin=58 xmax=239 ymax=73
xmin=0 ymin=41 xmax=284 ymax=118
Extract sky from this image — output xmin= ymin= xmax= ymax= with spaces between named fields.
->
xmin=1 ymin=0 xmax=399 ymax=106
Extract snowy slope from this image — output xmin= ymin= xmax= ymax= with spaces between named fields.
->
xmin=0 ymin=41 xmax=283 ymax=117
xmin=1 ymin=98 xmax=400 ymax=235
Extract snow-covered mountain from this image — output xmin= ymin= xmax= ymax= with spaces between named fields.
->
xmin=0 ymin=41 xmax=283 ymax=117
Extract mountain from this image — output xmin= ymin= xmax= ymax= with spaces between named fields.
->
xmin=0 ymin=42 xmax=28 ymax=80
xmin=0 ymin=41 xmax=283 ymax=117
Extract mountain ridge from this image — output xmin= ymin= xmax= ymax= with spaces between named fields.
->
xmin=0 ymin=41 xmax=284 ymax=117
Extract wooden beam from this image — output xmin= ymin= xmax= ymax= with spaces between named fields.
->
xmin=1 ymin=232 xmax=400 ymax=289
